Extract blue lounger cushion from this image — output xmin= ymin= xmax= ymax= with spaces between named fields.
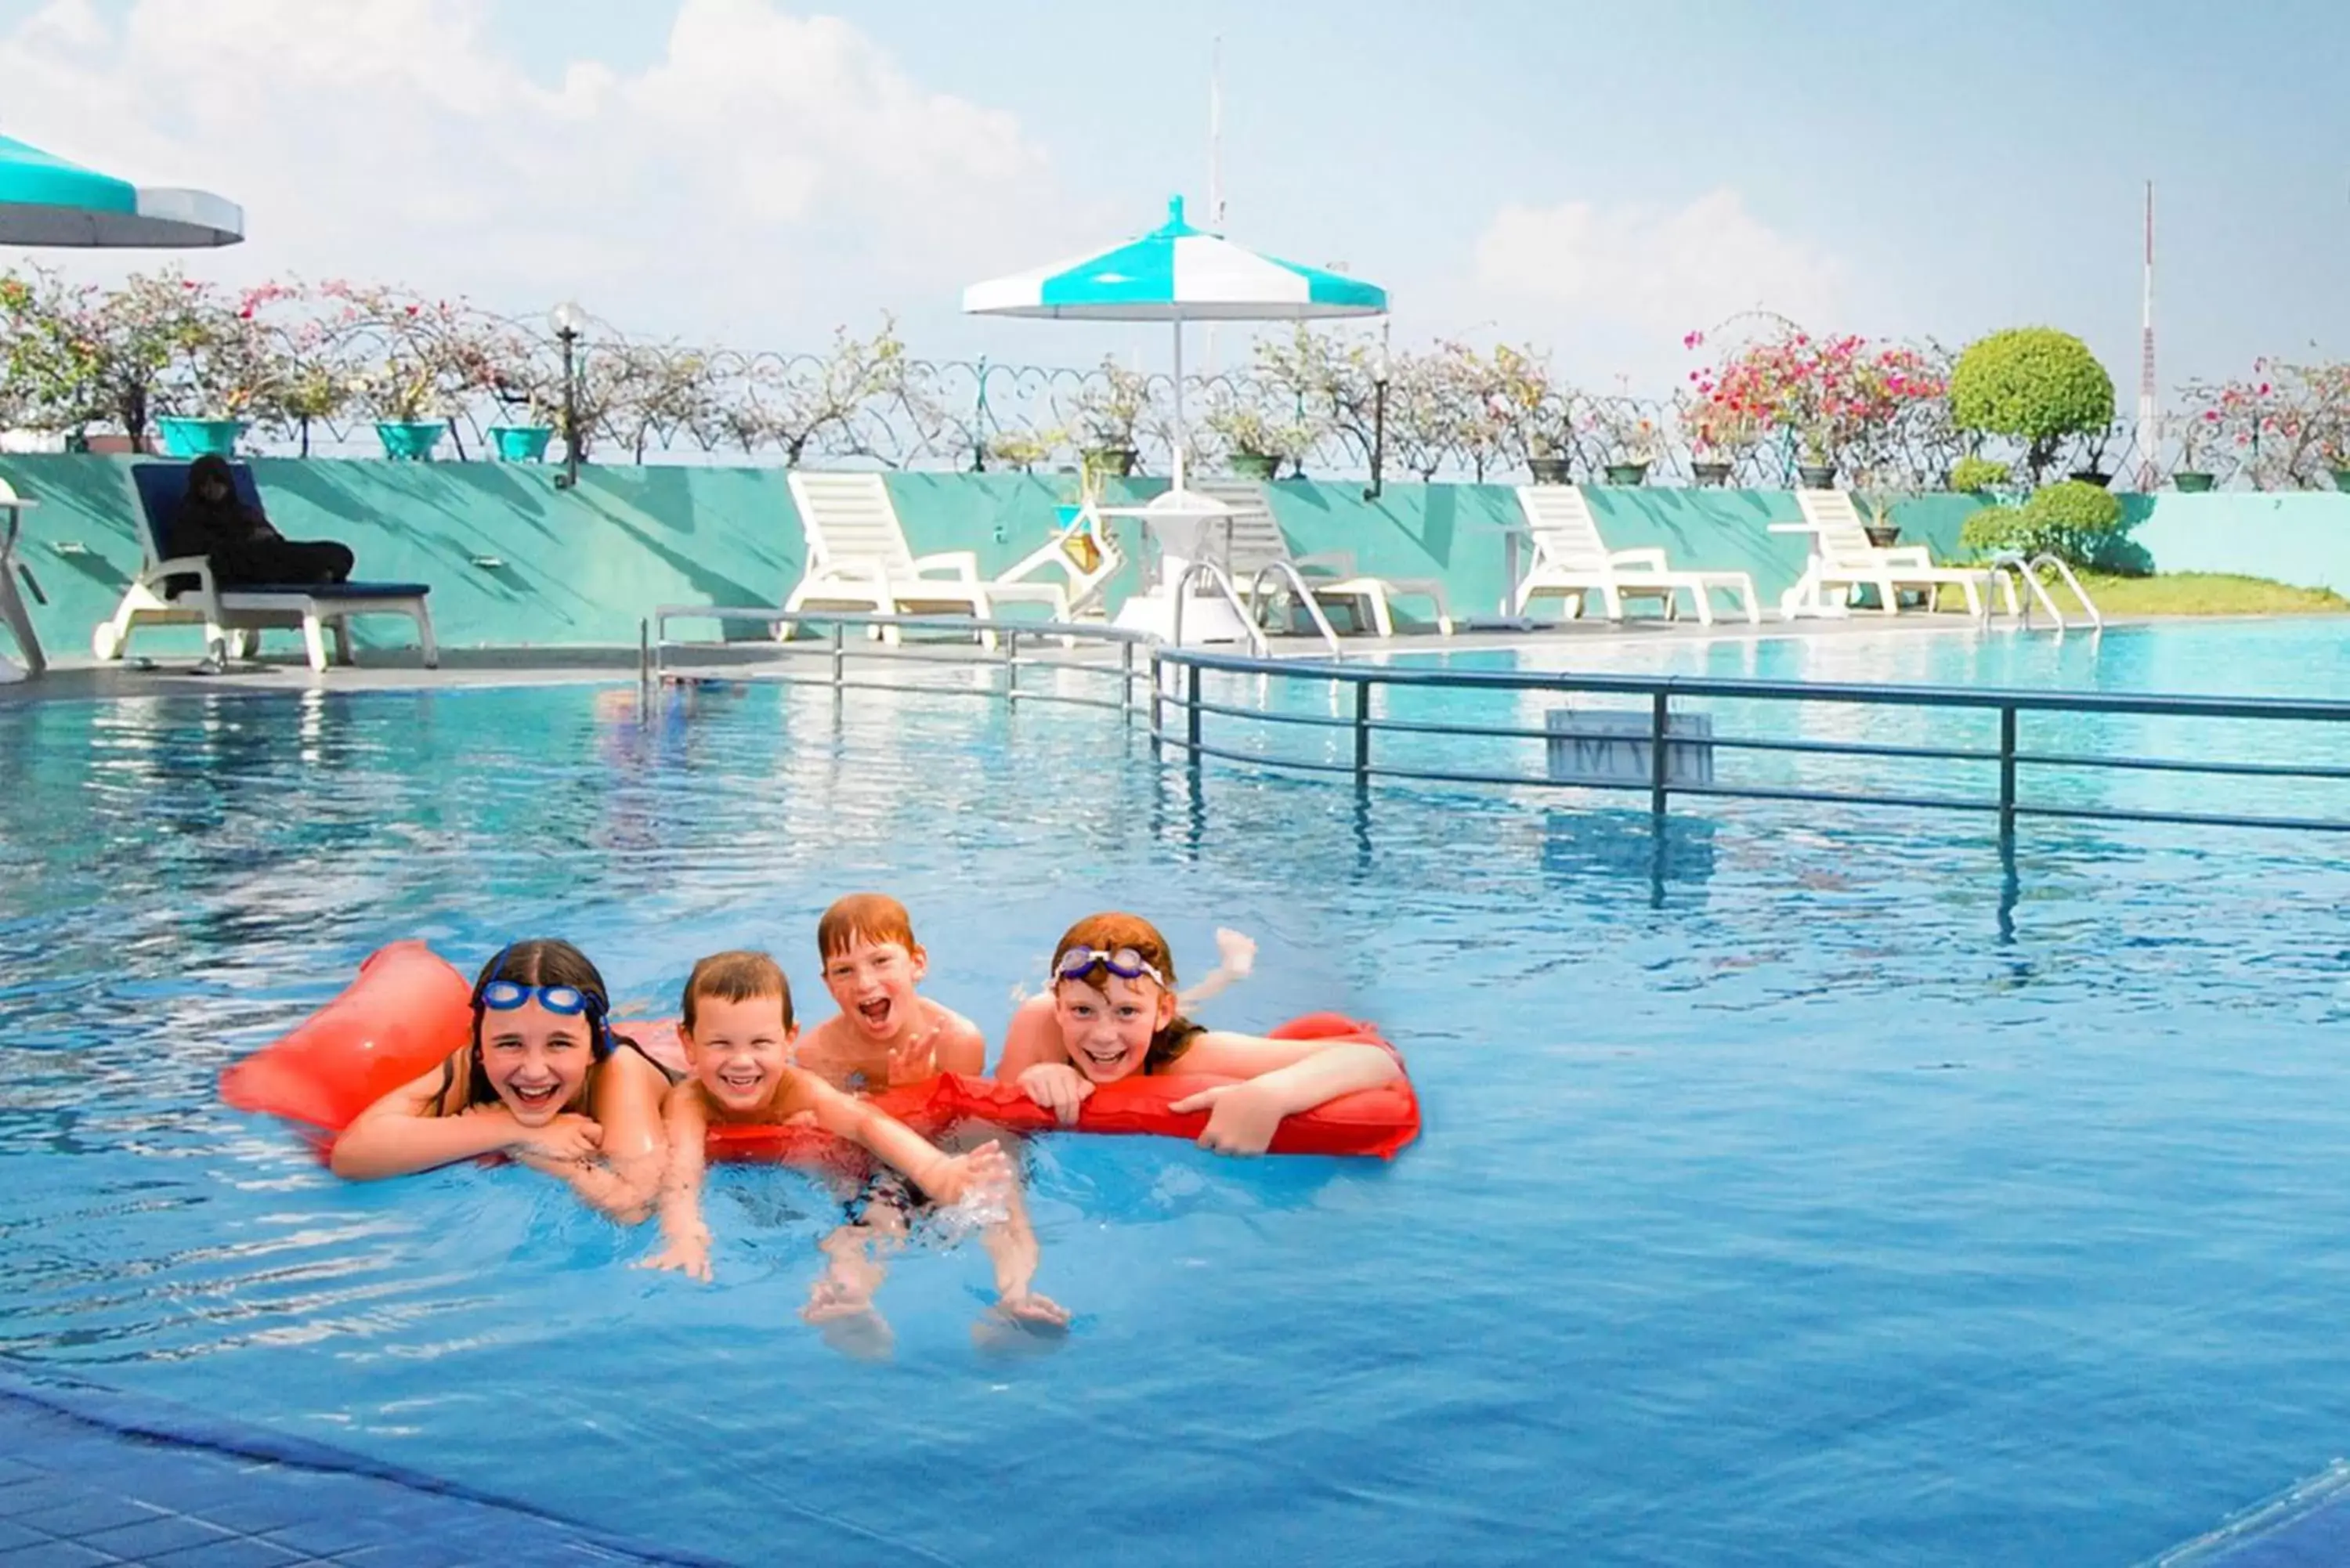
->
xmin=226 ymin=582 xmax=433 ymax=600
xmin=129 ymin=461 xmax=429 ymax=601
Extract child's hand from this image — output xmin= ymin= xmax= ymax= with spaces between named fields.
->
xmin=514 ymin=1114 xmax=602 ymax=1162
xmin=1167 ymin=1080 xmax=1285 ymax=1157
xmin=931 ymin=1138 xmax=1015 ymax=1205
xmin=1016 ymin=1064 xmax=1094 ymax=1126
xmin=1213 ymin=927 xmax=1256 ymax=978
xmin=639 ymin=1228 xmax=712 ymax=1282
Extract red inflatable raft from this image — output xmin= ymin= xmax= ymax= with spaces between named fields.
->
xmin=220 ymin=942 xmax=1421 ymax=1161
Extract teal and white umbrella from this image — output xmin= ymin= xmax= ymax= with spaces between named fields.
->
xmin=0 ymin=133 xmax=242 ymax=248
xmin=964 ymin=195 xmax=1384 ymax=488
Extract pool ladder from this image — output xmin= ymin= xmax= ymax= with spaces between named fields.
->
xmin=1986 ymin=551 xmax=2102 ymax=634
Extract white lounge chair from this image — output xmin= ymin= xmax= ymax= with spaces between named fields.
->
xmin=783 ymin=471 xmax=1103 ymax=650
xmin=1513 ymin=485 xmax=1761 ymax=626
xmin=996 ymin=499 xmax=1124 ymax=623
xmin=1190 ymin=477 xmax=1455 ymax=638
xmin=1778 ymin=490 xmax=2011 ymax=620
xmin=98 ymin=463 xmax=437 ymax=673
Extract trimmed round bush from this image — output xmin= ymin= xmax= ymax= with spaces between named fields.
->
xmin=1959 ymin=479 xmax=2124 ymax=567
xmin=1950 ymin=329 xmax=2115 ymax=479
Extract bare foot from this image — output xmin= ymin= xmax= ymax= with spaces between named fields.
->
xmin=803 ymin=1280 xmax=895 ymax=1361
xmin=971 ymin=1292 xmax=1072 ymax=1359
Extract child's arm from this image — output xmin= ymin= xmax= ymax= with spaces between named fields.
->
xmin=992 ymin=995 xmax=1092 ymax=1123
xmin=1166 ymin=1033 xmax=1404 ymax=1157
xmin=978 ymin=1180 xmax=1068 ymax=1329
xmin=329 ymin=1068 xmax=600 ymax=1180
xmin=638 ymin=1083 xmax=714 ymax=1280
xmin=795 ymin=1071 xmax=1010 ymax=1206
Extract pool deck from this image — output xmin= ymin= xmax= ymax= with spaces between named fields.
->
xmin=0 ymin=610 xmax=2181 ymax=706
xmin=0 ymin=1360 xmax=725 ymax=1567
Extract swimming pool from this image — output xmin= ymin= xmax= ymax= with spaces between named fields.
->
xmin=3 ymin=620 xmax=2349 ymax=1566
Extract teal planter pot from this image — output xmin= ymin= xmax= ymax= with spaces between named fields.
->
xmin=2173 ymin=471 xmax=2216 ymax=493
xmin=1227 ymin=452 xmax=1281 ymax=481
xmin=156 ymin=416 xmax=248 ymax=458
xmin=375 ymin=420 xmax=447 ymax=461
xmin=1602 ymin=461 xmax=1650 ymax=486
xmin=489 ymin=425 xmax=553 ymax=463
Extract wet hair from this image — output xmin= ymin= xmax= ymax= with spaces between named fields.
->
xmin=451 ymin=938 xmax=613 ymax=1111
xmin=816 ymin=893 xmax=919 ymax=964
xmin=1050 ymin=912 xmax=1199 ymax=1071
xmin=682 ymin=949 xmax=794 ymax=1035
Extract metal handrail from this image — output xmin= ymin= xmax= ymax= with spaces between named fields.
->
xmin=1150 ymin=644 xmax=2350 ymax=836
xmin=1168 ymin=559 xmax=1270 ymax=658
xmin=1246 ymin=561 xmax=1344 ymax=658
xmin=1987 ymin=551 xmax=2104 ymax=633
xmin=640 ymin=598 xmax=2345 ymax=840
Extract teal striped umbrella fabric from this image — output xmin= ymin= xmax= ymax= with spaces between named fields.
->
xmin=964 ymin=195 xmax=1384 ymax=321
xmin=0 ymin=134 xmax=241 ymax=247
xmin=964 ymin=197 xmax=1385 ymax=488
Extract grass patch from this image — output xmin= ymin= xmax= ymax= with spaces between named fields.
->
xmin=1920 ymin=570 xmax=2348 ymax=616
xmin=2068 ymin=571 xmax=2349 ymax=616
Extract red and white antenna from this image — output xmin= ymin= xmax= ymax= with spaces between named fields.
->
xmin=2138 ymin=180 xmax=2159 ymax=490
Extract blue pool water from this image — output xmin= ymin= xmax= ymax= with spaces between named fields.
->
xmin=3 ymin=620 xmax=2350 ymax=1566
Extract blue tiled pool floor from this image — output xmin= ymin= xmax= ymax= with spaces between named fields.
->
xmin=0 ymin=1364 xmax=724 ymax=1567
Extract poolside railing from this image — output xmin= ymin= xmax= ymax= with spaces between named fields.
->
xmin=648 ymin=604 xmax=1152 ymax=720
xmin=647 ymin=606 xmax=2350 ymax=838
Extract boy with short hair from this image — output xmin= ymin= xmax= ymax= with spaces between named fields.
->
xmin=642 ymin=950 xmax=1012 ymax=1336
xmin=797 ymin=894 xmax=1068 ymax=1347
xmin=794 ymin=893 xmax=987 ymax=1090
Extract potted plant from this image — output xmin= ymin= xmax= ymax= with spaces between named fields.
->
xmin=320 ymin=282 xmax=497 ymax=459
xmin=159 ymin=284 xmax=288 ymax=458
xmin=1948 ymin=326 xmax=2116 ymax=486
xmin=1067 ymin=359 xmax=1153 ymax=477
xmin=1203 ymin=404 xmax=1300 ymax=479
xmin=1584 ymin=387 xmax=1659 ymax=486
xmin=1679 ymin=395 xmax=1757 ymax=486
xmin=2173 ymin=406 xmax=2220 ymax=491
xmin=985 ymin=425 xmax=1061 ymax=473
xmin=2070 ymin=421 xmax=2117 ymax=487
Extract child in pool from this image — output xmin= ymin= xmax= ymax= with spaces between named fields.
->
xmin=791 ymin=897 xmax=1068 ymax=1342
xmin=330 ymin=940 xmax=672 ymax=1223
xmin=996 ymin=912 xmax=1400 ymax=1156
xmin=793 ymin=894 xmax=985 ymax=1089
xmin=642 ymin=951 xmax=1054 ymax=1349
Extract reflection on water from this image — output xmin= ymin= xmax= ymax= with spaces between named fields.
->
xmin=3 ymin=645 xmax=2350 ymax=1567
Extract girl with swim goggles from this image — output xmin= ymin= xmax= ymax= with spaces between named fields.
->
xmin=330 ymin=940 xmax=674 ymax=1220
xmin=992 ymin=912 xmax=1402 ymax=1157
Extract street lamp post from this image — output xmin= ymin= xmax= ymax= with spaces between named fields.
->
xmin=551 ymin=301 xmax=584 ymax=490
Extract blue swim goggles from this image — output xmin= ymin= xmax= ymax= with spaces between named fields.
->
xmin=475 ymin=948 xmax=613 ymax=1057
xmin=1054 ymin=946 xmax=1168 ymax=988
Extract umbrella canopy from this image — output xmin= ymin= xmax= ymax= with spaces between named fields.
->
xmin=965 ymin=196 xmax=1385 ymax=496
xmin=964 ymin=195 xmax=1383 ymax=321
xmin=0 ymin=134 xmax=242 ymax=248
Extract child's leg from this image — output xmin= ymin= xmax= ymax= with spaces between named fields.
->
xmin=803 ymin=1170 xmax=914 ymax=1357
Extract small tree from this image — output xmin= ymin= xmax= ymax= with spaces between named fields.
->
xmin=1960 ymin=477 xmax=2127 ymax=567
xmin=1949 ymin=327 xmax=2114 ymax=484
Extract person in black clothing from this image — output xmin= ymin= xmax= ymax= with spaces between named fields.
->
xmin=168 ymin=454 xmax=355 ymax=588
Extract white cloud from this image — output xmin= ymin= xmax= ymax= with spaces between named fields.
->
xmin=1466 ymin=188 xmax=1846 ymax=386
xmin=0 ymin=0 xmax=1075 ymax=345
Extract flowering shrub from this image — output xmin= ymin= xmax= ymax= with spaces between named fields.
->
xmin=1683 ymin=313 xmax=1947 ymax=485
xmin=2176 ymin=359 xmax=2350 ymax=489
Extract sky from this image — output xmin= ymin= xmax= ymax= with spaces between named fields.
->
xmin=0 ymin=0 xmax=2341 ymax=397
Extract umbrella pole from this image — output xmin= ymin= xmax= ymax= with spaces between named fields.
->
xmin=1170 ymin=316 xmax=1186 ymax=494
